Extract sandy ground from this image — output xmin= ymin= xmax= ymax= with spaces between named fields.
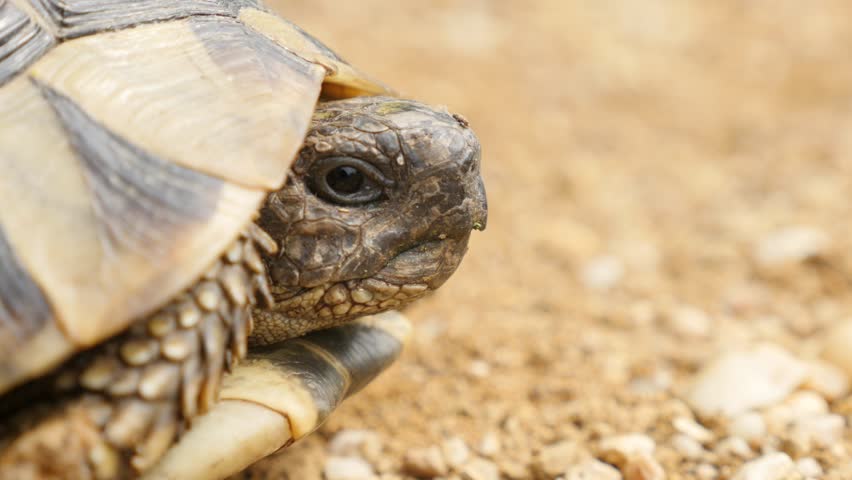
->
xmin=245 ymin=1 xmax=852 ymax=479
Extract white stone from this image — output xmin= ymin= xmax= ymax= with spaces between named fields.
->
xmin=580 ymin=255 xmax=624 ymax=290
xmin=763 ymin=404 xmax=795 ymax=432
xmin=630 ymin=368 xmax=672 ymax=395
xmin=623 ymin=452 xmax=666 ymax=480
xmin=468 ymin=360 xmax=492 ymax=378
xmin=535 ymin=440 xmax=589 ymax=478
xmin=460 ymin=458 xmax=500 ymax=480
xmin=785 ymin=391 xmax=829 ymax=418
xmin=327 ymin=429 xmax=379 ymax=456
xmin=796 ymin=457 xmax=823 ymax=477
xmin=791 ymin=413 xmax=845 ymax=447
xmin=803 ymin=360 xmax=850 ymax=400
xmin=477 ymin=431 xmax=501 ymax=457
xmin=695 ymin=464 xmax=718 ymax=480
xmin=564 ymin=459 xmax=622 ymax=480
xmin=669 ymin=305 xmax=711 ymax=338
xmin=324 ymin=456 xmax=375 ymax=480
xmin=442 ymin=437 xmax=471 ymax=469
xmin=728 ymin=412 xmax=766 ymax=442
xmin=754 ymin=226 xmax=829 ymax=267
xmin=672 ymin=417 xmax=714 ymax=443
xmin=599 ymin=434 xmax=655 ymax=467
xmin=600 ymin=434 xmax=656 ymax=456
xmin=686 ymin=344 xmax=808 ymax=417
xmin=732 ymin=453 xmax=795 ymax=480
xmin=715 ymin=437 xmax=753 ymax=458
xmin=829 ymin=443 xmax=847 ymax=457
xmin=671 ymin=434 xmax=704 ymax=459
xmin=402 ymin=446 xmax=448 ymax=477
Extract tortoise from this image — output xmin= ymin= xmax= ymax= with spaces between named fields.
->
xmin=0 ymin=1 xmax=487 ymax=478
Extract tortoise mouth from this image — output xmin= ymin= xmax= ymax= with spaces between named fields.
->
xmin=270 ymin=237 xmax=468 ymax=302
xmin=374 ymin=236 xmax=470 ymax=290
xmin=254 ymin=236 xmax=471 ymax=343
xmin=262 ymin=235 xmax=470 ymax=319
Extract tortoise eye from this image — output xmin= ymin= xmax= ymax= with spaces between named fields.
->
xmin=309 ymin=157 xmax=391 ymax=205
xmin=326 ymin=165 xmax=363 ymax=194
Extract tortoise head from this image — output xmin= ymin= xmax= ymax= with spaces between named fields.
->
xmin=255 ymin=96 xmax=486 ymax=334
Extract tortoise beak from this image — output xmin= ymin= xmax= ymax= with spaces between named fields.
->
xmin=470 ymin=177 xmax=488 ymax=231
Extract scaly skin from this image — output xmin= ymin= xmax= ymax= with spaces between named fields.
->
xmin=252 ymin=96 xmax=487 ymax=343
xmin=0 ymin=97 xmax=486 ymax=479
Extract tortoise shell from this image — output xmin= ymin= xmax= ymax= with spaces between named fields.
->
xmin=0 ymin=0 xmax=391 ymax=396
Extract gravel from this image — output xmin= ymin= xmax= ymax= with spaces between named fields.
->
xmin=686 ymin=344 xmax=808 ymax=417
xmin=242 ymin=2 xmax=852 ymax=479
xmin=731 ymin=453 xmax=795 ymax=480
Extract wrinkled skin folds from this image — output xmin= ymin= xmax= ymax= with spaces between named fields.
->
xmin=251 ymin=97 xmax=487 ymax=344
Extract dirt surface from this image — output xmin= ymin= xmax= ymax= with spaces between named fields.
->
xmin=248 ymin=1 xmax=852 ymax=479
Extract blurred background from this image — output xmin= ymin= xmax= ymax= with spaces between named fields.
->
xmin=250 ymin=1 xmax=852 ymax=479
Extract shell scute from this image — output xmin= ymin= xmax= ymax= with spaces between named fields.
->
xmin=0 ymin=6 xmax=331 ymax=394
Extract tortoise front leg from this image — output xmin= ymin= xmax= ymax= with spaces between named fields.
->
xmin=0 ymin=226 xmax=276 ymax=480
xmin=0 ymin=224 xmax=277 ymax=475
xmin=143 ymin=311 xmax=410 ymax=480
xmin=0 ymin=312 xmax=408 ymax=480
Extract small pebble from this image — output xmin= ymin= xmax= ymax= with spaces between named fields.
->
xmin=784 ymin=391 xmax=828 ymax=418
xmin=534 ymin=440 xmax=589 ymax=478
xmin=630 ymin=367 xmax=673 ymax=395
xmin=754 ymin=226 xmax=829 ymax=267
xmin=629 ymin=379 xmax=666 ymax=396
xmin=327 ymin=429 xmax=379 ymax=456
xmin=468 ymin=360 xmax=492 ymax=378
xmin=695 ymin=464 xmax=718 ymax=480
xmin=791 ymin=413 xmax=845 ymax=447
xmin=727 ymin=412 xmax=766 ymax=443
xmin=803 ymin=360 xmax=849 ymax=400
xmin=460 ymin=457 xmax=500 ymax=480
xmin=686 ymin=344 xmax=808 ymax=417
xmin=580 ymin=255 xmax=624 ymax=290
xmin=477 ymin=431 xmax=501 ymax=457
xmin=324 ymin=456 xmax=375 ymax=480
xmin=672 ymin=417 xmax=713 ymax=443
xmin=598 ymin=434 xmax=655 ymax=467
xmin=763 ymin=404 xmax=794 ymax=432
xmin=442 ymin=437 xmax=471 ymax=469
xmin=796 ymin=457 xmax=823 ymax=477
xmin=402 ymin=446 xmax=448 ymax=477
xmin=731 ymin=452 xmax=795 ymax=480
xmin=714 ymin=436 xmax=752 ymax=458
xmin=669 ymin=305 xmax=711 ymax=339
xmin=829 ymin=443 xmax=847 ymax=457
xmin=623 ymin=453 xmax=665 ymax=480
xmin=670 ymin=434 xmax=704 ymax=459
xmin=564 ymin=459 xmax=622 ymax=480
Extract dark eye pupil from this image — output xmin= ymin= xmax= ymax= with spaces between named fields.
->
xmin=326 ymin=166 xmax=364 ymax=194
